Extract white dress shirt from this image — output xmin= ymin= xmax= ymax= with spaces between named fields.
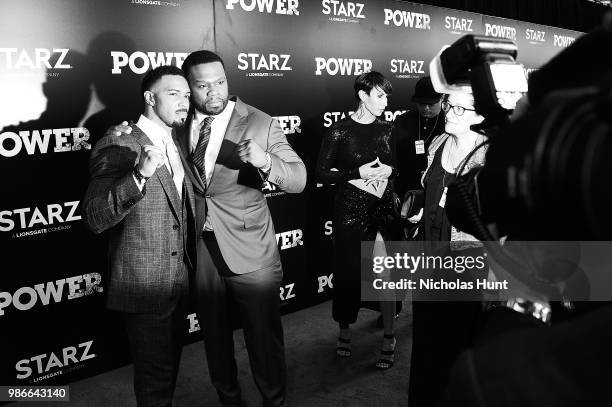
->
xmin=135 ymin=115 xmax=184 ymax=197
xmin=190 ymin=100 xmax=236 ymax=185
xmin=190 ymin=101 xmax=235 ymax=231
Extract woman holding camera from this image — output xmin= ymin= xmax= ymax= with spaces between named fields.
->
xmin=408 ymin=90 xmax=487 ymax=406
xmin=316 ymin=71 xmax=400 ymax=370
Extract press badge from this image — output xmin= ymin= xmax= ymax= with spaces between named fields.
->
xmin=439 ymin=186 xmax=448 ymax=208
xmin=415 ymin=140 xmax=425 ymax=155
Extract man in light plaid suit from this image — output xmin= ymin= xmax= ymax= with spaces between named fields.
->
xmin=83 ymin=65 xmax=196 ymax=407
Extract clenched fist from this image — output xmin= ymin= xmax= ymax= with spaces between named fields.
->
xmin=237 ymin=138 xmax=267 ymax=168
xmin=137 ymin=145 xmax=165 ymax=178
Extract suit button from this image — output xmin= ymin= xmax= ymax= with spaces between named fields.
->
xmin=205 ymin=194 xmax=211 ymax=198
xmin=171 ymin=251 xmax=178 ymax=256
xmin=173 ymin=225 xmax=179 ymax=230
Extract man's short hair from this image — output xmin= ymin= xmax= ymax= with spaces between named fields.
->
xmin=141 ymin=65 xmax=185 ymax=98
xmin=354 ymin=71 xmax=392 ymax=100
xmin=182 ymin=50 xmax=225 ymax=79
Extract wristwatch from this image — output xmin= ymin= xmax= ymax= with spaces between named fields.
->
xmin=133 ymin=166 xmax=149 ymax=183
xmin=260 ymin=152 xmax=272 ymax=173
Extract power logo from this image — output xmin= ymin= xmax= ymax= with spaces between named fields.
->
xmin=0 ymin=201 xmax=81 ymax=234
xmin=0 ymin=273 xmax=103 ymax=317
xmin=225 ymin=0 xmax=299 ymax=15
xmin=15 ymin=340 xmax=96 ymax=380
xmin=526 ymin=29 xmax=546 ymax=44
xmin=276 ymin=229 xmax=303 ymax=250
xmin=0 ymin=128 xmax=90 ymax=158
xmin=553 ymin=34 xmax=575 ymax=48
xmin=383 ymin=8 xmax=431 ymax=30
xmin=444 ymin=16 xmax=473 ymax=33
xmin=317 ymin=274 xmax=333 ymax=293
xmin=484 ymin=23 xmax=517 ymax=41
xmin=315 ymin=57 xmax=372 ymax=76
xmin=383 ymin=110 xmax=407 ymax=122
xmin=322 ymin=0 xmax=365 ymax=23
xmin=186 ymin=313 xmax=201 ymax=333
xmin=273 ymin=115 xmax=301 ymax=135
xmin=0 ymin=48 xmax=71 ymax=70
xmin=390 ymin=59 xmax=425 ymax=78
xmin=237 ymin=53 xmax=292 ymax=77
xmin=111 ymin=51 xmax=189 ymax=74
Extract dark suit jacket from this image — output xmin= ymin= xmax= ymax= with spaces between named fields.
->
xmin=175 ymin=97 xmax=306 ymax=274
xmin=392 ymin=110 xmax=445 ymax=197
xmin=83 ymin=124 xmax=196 ymax=312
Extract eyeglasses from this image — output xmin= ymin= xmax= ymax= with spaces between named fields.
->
xmin=441 ymin=101 xmax=476 ymax=116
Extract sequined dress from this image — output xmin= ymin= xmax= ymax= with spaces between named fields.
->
xmin=316 ymin=117 xmax=398 ymax=324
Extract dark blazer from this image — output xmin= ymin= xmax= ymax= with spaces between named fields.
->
xmin=83 ymin=124 xmax=196 ymax=312
xmin=175 ymin=96 xmax=306 ymax=274
xmin=392 ymin=110 xmax=445 ymax=197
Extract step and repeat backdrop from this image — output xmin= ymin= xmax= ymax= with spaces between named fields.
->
xmin=1 ymin=0 xmax=581 ymax=386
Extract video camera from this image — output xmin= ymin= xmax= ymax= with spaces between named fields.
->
xmin=429 ymin=25 xmax=612 ymax=241
xmin=430 ymin=34 xmax=528 ymax=130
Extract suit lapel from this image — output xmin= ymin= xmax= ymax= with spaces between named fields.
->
xmin=131 ymin=125 xmax=181 ymax=221
xmin=208 ymin=98 xmax=248 ymax=190
xmin=173 ymin=115 xmax=206 ymax=194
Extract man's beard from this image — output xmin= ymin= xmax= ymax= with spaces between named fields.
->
xmin=196 ymin=97 xmax=228 ymax=116
xmin=170 ymin=116 xmax=187 ymax=129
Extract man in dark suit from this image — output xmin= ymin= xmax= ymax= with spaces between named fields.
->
xmin=392 ymin=76 xmax=445 ymax=202
xmin=177 ymin=50 xmax=306 ymax=407
xmin=83 ymin=65 xmax=195 ymax=407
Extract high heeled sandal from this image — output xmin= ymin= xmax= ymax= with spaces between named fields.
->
xmin=336 ymin=336 xmax=352 ymax=357
xmin=375 ymin=334 xmax=396 ymax=370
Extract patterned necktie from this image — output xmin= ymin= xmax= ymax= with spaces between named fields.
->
xmin=164 ymin=137 xmax=184 ymax=199
xmin=191 ymin=116 xmax=215 ymax=184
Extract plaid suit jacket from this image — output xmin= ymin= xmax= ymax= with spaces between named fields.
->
xmin=83 ymin=124 xmax=196 ymax=313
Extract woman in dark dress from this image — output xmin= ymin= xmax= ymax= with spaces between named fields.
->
xmin=316 ymin=71 xmax=399 ymax=369
xmin=408 ymin=91 xmax=487 ymax=406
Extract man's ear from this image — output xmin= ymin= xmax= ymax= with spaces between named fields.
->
xmin=357 ymin=89 xmax=368 ymax=102
xmin=144 ymin=91 xmax=155 ymax=106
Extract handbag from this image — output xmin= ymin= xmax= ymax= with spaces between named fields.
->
xmin=400 ymin=189 xmax=424 ymax=240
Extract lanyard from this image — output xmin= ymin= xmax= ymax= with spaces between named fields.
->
xmin=418 ymin=114 xmax=441 ymax=144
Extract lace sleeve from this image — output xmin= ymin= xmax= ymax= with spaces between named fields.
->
xmin=316 ymin=126 xmax=360 ymax=184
